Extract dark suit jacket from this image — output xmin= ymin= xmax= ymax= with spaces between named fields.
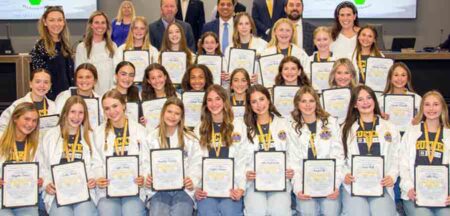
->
xmin=252 ymin=0 xmax=286 ymax=41
xmin=175 ymin=0 xmax=205 ymax=42
xmin=215 ymin=2 xmax=247 ymax=19
xmin=302 ymin=20 xmax=316 ymax=56
xmin=440 ymin=34 xmax=450 ymax=50
xmin=201 ymin=19 xmax=220 ymax=36
xmin=149 ymin=19 xmax=196 ymax=51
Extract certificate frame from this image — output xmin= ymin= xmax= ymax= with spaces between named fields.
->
xmin=321 ymin=87 xmax=351 ymax=125
xmin=302 ymin=159 xmax=336 ymax=198
xmin=1 ymin=162 xmax=39 ymax=208
xmin=126 ymin=101 xmax=140 ymax=123
xmin=161 ymin=51 xmax=187 ymax=84
xmin=181 ymin=91 xmax=205 ymax=128
xmin=383 ymin=94 xmax=415 ymax=132
xmin=51 ymin=161 xmax=91 ymax=207
xmin=123 ymin=50 xmax=151 ymax=83
xmin=227 ymin=47 xmax=256 ymax=74
xmin=351 ymin=155 xmax=385 ymax=197
xmin=201 ymin=157 xmax=234 ymax=198
xmin=150 ymin=148 xmax=185 ymax=191
xmin=414 ymin=164 xmax=449 ymax=207
xmin=142 ymin=98 xmax=167 ymax=131
xmin=231 ymin=105 xmax=245 ymax=119
xmin=39 ymin=114 xmax=60 ymax=130
xmin=106 ymin=155 xmax=140 ymax=198
xmin=272 ymin=85 xmax=300 ymax=117
xmin=196 ymin=54 xmax=223 ymax=85
xmin=258 ymin=53 xmax=285 ymax=88
xmin=365 ymin=57 xmax=394 ymax=92
xmin=310 ymin=61 xmax=335 ymax=92
xmin=84 ymin=97 xmax=100 ymax=126
xmin=254 ymin=151 xmax=287 ymax=192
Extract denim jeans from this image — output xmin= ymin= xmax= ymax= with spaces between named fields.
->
xmin=244 ymin=183 xmax=292 ymax=216
xmin=197 ymin=197 xmax=243 ymax=216
xmin=403 ymin=200 xmax=450 ymax=216
xmin=148 ymin=191 xmax=193 ymax=216
xmin=49 ymin=199 xmax=97 ymax=216
xmin=296 ymin=197 xmax=341 ymax=216
xmin=0 ymin=206 xmax=39 ymax=216
xmin=97 ymin=196 xmax=145 ymax=216
xmin=341 ymin=188 xmax=396 ymax=216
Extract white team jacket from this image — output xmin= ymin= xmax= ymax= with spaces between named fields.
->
xmin=54 ymin=89 xmax=101 ymax=113
xmin=223 ymin=36 xmax=268 ymax=71
xmin=261 ymin=44 xmax=310 ymax=75
xmin=113 ymin=44 xmax=160 ymax=71
xmin=306 ymin=52 xmax=337 ymax=80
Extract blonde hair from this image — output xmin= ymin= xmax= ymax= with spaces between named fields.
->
xmin=83 ymin=11 xmax=115 ymax=58
xmin=328 ymin=58 xmax=357 ymax=88
xmin=0 ymin=102 xmax=39 ymax=161
xmin=383 ymin=62 xmax=415 ymax=94
xmin=413 ymin=91 xmax=450 ymax=128
xmin=313 ymin=26 xmax=332 ymax=39
xmin=37 ymin=7 xmax=72 ymax=57
xmin=101 ymin=89 xmax=127 ymax=150
xmin=124 ymin=16 xmax=152 ymax=51
xmin=268 ymin=18 xmax=297 ymax=47
xmin=115 ymin=0 xmax=136 ymax=22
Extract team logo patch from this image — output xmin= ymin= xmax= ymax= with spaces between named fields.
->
xmin=384 ymin=132 xmax=392 ymax=142
xmin=319 ymin=129 xmax=332 ymax=140
xmin=278 ymin=130 xmax=287 ymax=141
xmin=232 ymin=132 xmax=241 ymax=143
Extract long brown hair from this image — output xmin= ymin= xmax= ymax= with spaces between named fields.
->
xmin=328 ymin=58 xmax=357 ymax=88
xmin=181 ymin=64 xmax=214 ymax=91
xmin=275 ymin=56 xmax=311 ymax=86
xmin=331 ymin=1 xmax=359 ymax=40
xmin=75 ymin=63 xmax=98 ymax=83
xmin=291 ymin=86 xmax=330 ymax=134
xmin=351 ymin=25 xmax=382 ymax=60
xmin=199 ymin=85 xmax=234 ymax=149
xmin=101 ymin=89 xmax=127 ymax=151
xmin=58 ymin=96 xmax=93 ymax=155
xmin=341 ymin=85 xmax=382 ymax=157
xmin=232 ymin=12 xmax=257 ymax=48
xmin=383 ymin=62 xmax=415 ymax=94
xmin=123 ymin=16 xmax=153 ymax=50
xmin=160 ymin=22 xmax=193 ymax=65
xmin=0 ymin=102 xmax=40 ymax=161
xmin=229 ymin=68 xmax=251 ymax=94
xmin=412 ymin=91 xmax=450 ymax=128
xmin=84 ymin=11 xmax=115 ymax=58
xmin=141 ymin=63 xmax=177 ymax=101
xmin=37 ymin=6 xmax=72 ymax=57
xmin=115 ymin=61 xmax=140 ymax=102
xmin=197 ymin=32 xmax=222 ymax=56
xmin=244 ymin=85 xmax=282 ymax=143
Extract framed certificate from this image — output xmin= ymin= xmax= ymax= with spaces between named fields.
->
xmin=227 ymin=48 xmax=256 ymax=74
xmin=310 ymin=62 xmax=334 ymax=92
xmin=232 ymin=106 xmax=245 ymax=119
xmin=39 ymin=114 xmax=60 ymax=130
xmin=142 ymin=98 xmax=167 ymax=131
xmin=84 ymin=98 xmax=100 ymax=126
xmin=322 ymin=88 xmax=351 ymax=125
xmin=302 ymin=159 xmax=336 ymax=198
xmin=351 ymin=155 xmax=384 ymax=197
xmin=106 ymin=155 xmax=140 ymax=198
xmin=51 ymin=161 xmax=90 ymax=207
xmin=273 ymin=86 xmax=300 ymax=117
xmin=182 ymin=91 xmax=205 ymax=128
xmin=414 ymin=165 xmax=449 ymax=207
xmin=161 ymin=51 xmax=187 ymax=84
xmin=365 ymin=57 xmax=394 ymax=92
xmin=254 ymin=151 xmax=286 ymax=192
xmin=259 ymin=53 xmax=284 ymax=88
xmin=2 ymin=162 xmax=39 ymax=208
xmin=126 ymin=102 xmax=140 ymax=123
xmin=197 ymin=55 xmax=222 ymax=85
xmin=202 ymin=157 xmax=234 ymax=198
xmin=384 ymin=94 xmax=415 ymax=132
xmin=150 ymin=148 xmax=185 ymax=191
xmin=124 ymin=50 xmax=151 ymax=83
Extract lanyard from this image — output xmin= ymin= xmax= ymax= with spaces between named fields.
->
xmin=277 ymin=45 xmax=292 ymax=56
xmin=257 ymin=119 xmax=272 ymax=151
xmin=424 ymin=123 xmax=442 ymax=164
xmin=31 ymin=94 xmax=47 ymax=116
xmin=232 ymin=95 xmax=244 ymax=106
xmin=63 ymin=129 xmax=80 ymax=162
xmin=308 ymin=126 xmax=317 ymax=158
xmin=114 ymin=119 xmax=129 ymax=156
xmin=13 ymin=140 xmax=29 ymax=162
xmin=211 ymin=124 xmax=222 ymax=157
xmin=316 ymin=52 xmax=331 ymax=62
xmin=359 ymin=117 xmax=377 ymax=154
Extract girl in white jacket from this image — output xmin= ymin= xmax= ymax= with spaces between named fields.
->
xmin=328 ymin=58 xmax=358 ymax=89
xmin=340 ymin=85 xmax=400 ymax=216
xmin=274 ymin=56 xmax=311 ymax=87
xmin=399 ymin=91 xmax=450 ymax=215
xmin=288 ymin=86 xmax=344 ymax=216
xmin=0 ymin=102 xmax=42 ymax=216
xmin=194 ymin=85 xmax=247 ymax=216
xmin=243 ymin=84 xmax=294 ymax=216
xmin=94 ymin=89 xmax=147 ymax=216
xmin=41 ymin=96 xmax=99 ymax=215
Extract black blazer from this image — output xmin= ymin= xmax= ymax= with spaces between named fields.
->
xmin=149 ymin=19 xmax=196 ymax=51
xmin=215 ymin=2 xmax=247 ymax=19
xmin=302 ymin=21 xmax=317 ymax=56
xmin=175 ymin=0 xmax=205 ymax=42
xmin=201 ymin=19 xmax=220 ymax=36
xmin=252 ymin=0 xmax=286 ymax=41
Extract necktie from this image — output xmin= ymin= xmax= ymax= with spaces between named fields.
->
xmin=267 ymin=0 xmax=273 ymax=18
xmin=222 ymin=23 xmax=229 ymax=54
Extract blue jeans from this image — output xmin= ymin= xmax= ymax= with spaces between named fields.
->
xmin=0 ymin=206 xmax=38 ymax=216
xmin=341 ymin=188 xmax=396 ymax=216
xmin=49 ymin=200 xmax=97 ymax=216
xmin=244 ymin=183 xmax=292 ymax=216
xmin=148 ymin=191 xmax=193 ymax=216
xmin=403 ymin=200 xmax=450 ymax=216
xmin=197 ymin=197 xmax=243 ymax=216
xmin=296 ymin=197 xmax=340 ymax=216
xmin=97 ymin=196 xmax=145 ymax=216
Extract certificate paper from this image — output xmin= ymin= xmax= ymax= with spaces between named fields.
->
xmin=142 ymin=98 xmax=167 ymax=131
xmin=322 ymin=88 xmax=351 ymax=124
xmin=124 ymin=50 xmax=150 ymax=83
xmin=161 ymin=51 xmax=187 ymax=84
xmin=182 ymin=91 xmax=205 ymax=128
xmin=202 ymin=158 xmax=234 ymax=198
xmin=126 ymin=102 xmax=140 ymax=123
xmin=254 ymin=151 xmax=286 ymax=192
xmin=415 ymin=165 xmax=449 ymax=207
xmin=197 ymin=55 xmax=222 ymax=85
xmin=227 ymin=48 xmax=256 ymax=74
xmin=150 ymin=149 xmax=184 ymax=191
xmin=365 ymin=57 xmax=394 ymax=91
xmin=384 ymin=94 xmax=415 ymax=132
xmin=39 ymin=114 xmax=60 ymax=130
xmin=273 ymin=86 xmax=300 ymax=117
xmin=232 ymin=106 xmax=245 ymax=119
xmin=51 ymin=161 xmax=90 ymax=207
xmin=351 ymin=155 xmax=384 ymax=197
xmin=2 ymin=163 xmax=38 ymax=208
xmin=84 ymin=98 xmax=100 ymax=126
xmin=106 ymin=155 xmax=139 ymax=198
xmin=259 ymin=54 xmax=284 ymax=88
xmin=310 ymin=62 xmax=334 ymax=92
xmin=302 ymin=159 xmax=335 ymax=198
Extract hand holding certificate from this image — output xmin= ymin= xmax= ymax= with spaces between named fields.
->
xmin=182 ymin=91 xmax=205 ymax=128
xmin=227 ymin=48 xmax=256 ymax=74
xmin=39 ymin=114 xmax=60 ymax=130
xmin=259 ymin=54 xmax=284 ymax=88
xmin=384 ymin=94 xmax=415 ymax=132
xmin=161 ymin=51 xmax=187 ymax=84
xmin=202 ymin=158 xmax=234 ymax=198
xmin=302 ymin=159 xmax=336 ymax=197
xmin=142 ymin=98 xmax=167 ymax=131
xmin=415 ymin=165 xmax=449 ymax=207
xmin=273 ymin=86 xmax=300 ymax=117
xmin=2 ymin=163 xmax=39 ymax=208
xmin=322 ymin=88 xmax=351 ymax=124
xmin=150 ymin=149 xmax=184 ymax=191
xmin=126 ymin=102 xmax=140 ymax=123
xmin=310 ymin=62 xmax=334 ymax=92
xmin=51 ymin=161 xmax=90 ymax=206
xmin=106 ymin=155 xmax=139 ymax=198
xmin=124 ymin=50 xmax=151 ymax=83
xmin=254 ymin=151 xmax=286 ymax=192
xmin=197 ymin=55 xmax=222 ymax=85
xmin=351 ymin=155 xmax=384 ymax=197
xmin=365 ymin=57 xmax=394 ymax=91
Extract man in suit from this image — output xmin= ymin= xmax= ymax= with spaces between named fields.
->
xmin=149 ymin=0 xmax=196 ymax=50
xmin=252 ymin=0 xmax=286 ymax=41
xmin=202 ymin=0 xmax=235 ymax=53
xmin=175 ymin=0 xmax=205 ymax=43
xmin=285 ymin=0 xmax=316 ymax=55
xmin=212 ymin=0 xmax=246 ymax=19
